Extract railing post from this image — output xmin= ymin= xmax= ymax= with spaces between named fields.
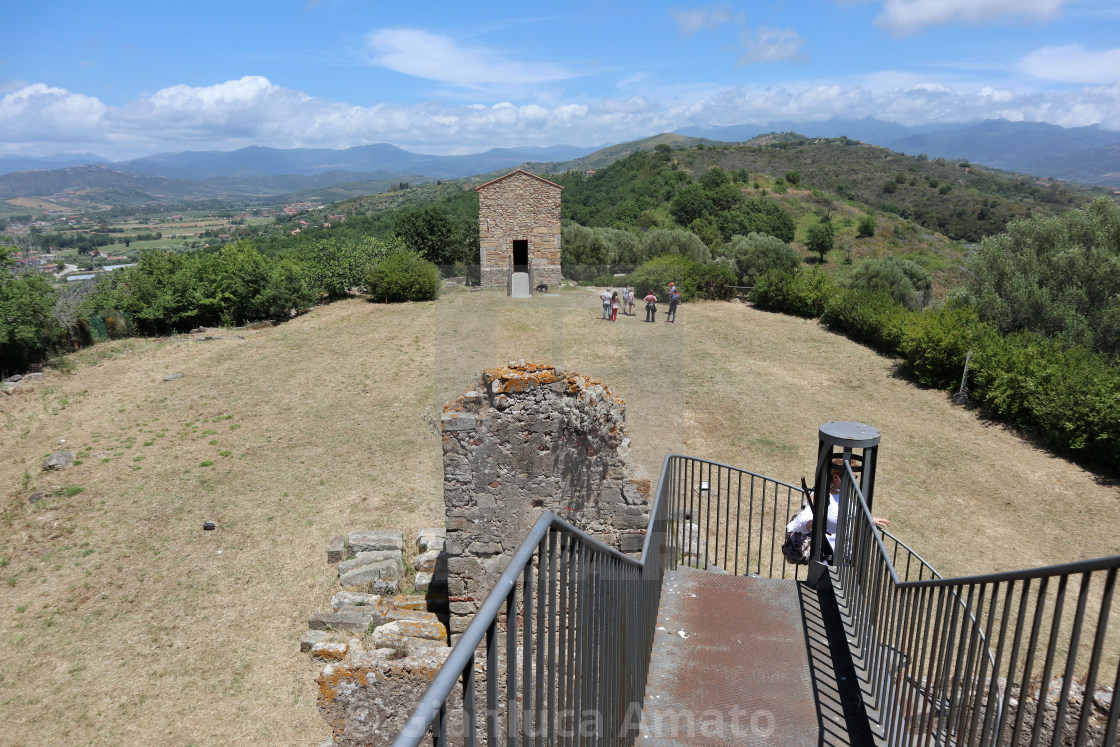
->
xmin=808 ymin=421 xmax=881 ymax=587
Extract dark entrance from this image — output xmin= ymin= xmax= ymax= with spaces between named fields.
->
xmin=512 ymin=240 xmax=529 ymax=272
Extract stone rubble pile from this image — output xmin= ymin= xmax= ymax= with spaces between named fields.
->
xmin=312 ymin=528 xmax=459 ymax=747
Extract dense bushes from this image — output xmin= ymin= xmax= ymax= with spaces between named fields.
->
xmin=751 ymin=269 xmax=1120 ymax=468
xmin=364 ymin=252 xmax=440 ymax=303
xmin=626 ymin=254 xmax=735 ymax=301
xmin=750 ymin=269 xmax=837 ymax=318
xmin=719 ymin=232 xmax=800 ymax=284
xmin=959 ymin=197 xmax=1120 ymax=356
xmin=843 ymin=256 xmax=932 ymax=311
xmin=0 ymin=252 xmax=60 ymax=375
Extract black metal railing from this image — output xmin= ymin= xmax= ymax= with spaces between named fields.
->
xmin=663 ymin=455 xmax=808 ymax=579
xmin=393 ymin=455 xmax=805 ymax=745
xmin=832 ymin=462 xmax=1120 ymax=746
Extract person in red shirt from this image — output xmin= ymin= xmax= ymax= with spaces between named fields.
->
xmin=643 ymin=290 xmax=658 ymax=322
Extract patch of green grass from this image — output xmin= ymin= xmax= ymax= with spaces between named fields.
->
xmin=199 ymin=461 xmax=214 ymax=467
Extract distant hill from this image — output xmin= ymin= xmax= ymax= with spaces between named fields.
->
xmin=681 ymin=118 xmax=1120 ymax=187
xmin=116 ymin=143 xmax=598 ymax=181
xmin=0 ymin=164 xmax=218 ymax=201
xmin=0 ymin=153 xmax=108 ymax=175
xmin=543 ymin=133 xmax=713 ymax=172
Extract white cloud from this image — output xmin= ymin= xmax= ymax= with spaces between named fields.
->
xmin=3 ymin=75 xmax=1120 ymax=160
xmin=876 ymin=0 xmax=1067 ymax=35
xmin=365 ymin=28 xmax=573 ymax=88
xmin=0 ymin=84 xmax=107 ymax=143
xmin=737 ymin=27 xmax=805 ymax=64
xmin=1021 ymin=44 xmax=1120 ymax=84
xmin=670 ymin=4 xmax=745 ymax=36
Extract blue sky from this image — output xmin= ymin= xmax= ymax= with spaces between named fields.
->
xmin=2 ymin=0 xmax=1120 ymax=159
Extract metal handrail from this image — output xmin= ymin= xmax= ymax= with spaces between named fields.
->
xmin=834 ymin=463 xmax=1120 ymax=746
xmin=392 ymin=454 xmax=806 ymax=745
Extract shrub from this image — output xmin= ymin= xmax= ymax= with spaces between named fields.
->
xmin=721 ymin=233 xmax=800 ymax=285
xmin=0 ymin=266 xmax=60 ymax=374
xmin=750 ymin=269 xmax=837 ymax=318
xmin=856 ymin=214 xmax=876 ymax=238
xmin=899 ymin=304 xmax=998 ymax=388
xmin=970 ymin=333 xmax=1120 ymax=466
xmin=365 ymin=253 xmax=440 ymax=303
xmin=627 ymin=254 xmax=735 ymax=301
xmin=258 ymin=259 xmax=317 ymax=321
xmin=844 ymin=257 xmax=932 ymax=311
xmin=806 ymin=220 xmax=835 ymax=263
xmin=821 ymin=289 xmax=912 ymax=353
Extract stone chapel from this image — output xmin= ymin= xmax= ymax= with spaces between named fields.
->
xmin=476 ymin=170 xmax=563 ymax=289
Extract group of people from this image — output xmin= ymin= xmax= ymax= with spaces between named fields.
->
xmin=600 ymin=281 xmax=682 ymax=324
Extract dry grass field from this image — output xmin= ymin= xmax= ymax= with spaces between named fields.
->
xmin=1 ymin=287 xmax=1117 ymax=745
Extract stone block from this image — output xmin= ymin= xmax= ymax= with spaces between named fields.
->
xmin=386 ymin=608 xmax=442 ymax=626
xmin=413 ymin=549 xmax=444 ymax=574
xmin=338 ymin=550 xmax=403 ymax=576
xmin=389 ymin=595 xmax=430 ymax=611
xmin=441 ymin=413 xmax=479 ymax=432
xmin=348 ymin=530 xmax=404 ymax=553
xmin=619 ymin=533 xmax=646 ymax=553
xmin=301 ymin=629 xmax=330 ymax=652
xmin=467 ymin=541 xmax=502 ymax=556
xmin=417 ymin=527 xmax=445 ymax=548
xmin=339 ymin=561 xmax=401 ymax=589
xmin=42 ymin=451 xmax=75 ymax=471
xmin=374 ymin=618 xmax=448 ymax=642
xmin=449 ymin=615 xmax=473 ymax=634
xmin=330 ymin=591 xmax=382 ymax=611
xmin=309 ymin=610 xmax=377 ymax=634
xmin=446 ymin=555 xmax=482 ymax=576
xmin=339 ymin=570 xmax=399 ymax=595
xmin=326 ymin=535 xmax=346 ymax=564
xmin=448 ymin=601 xmax=476 ymax=616
xmin=311 ymin=641 xmax=349 ymax=662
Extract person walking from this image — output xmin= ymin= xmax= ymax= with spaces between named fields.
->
xmin=600 ymin=288 xmax=612 ymax=320
xmin=610 ymin=291 xmax=620 ymax=322
xmin=666 ymin=286 xmax=681 ymax=323
xmin=643 ymin=290 xmax=658 ymax=322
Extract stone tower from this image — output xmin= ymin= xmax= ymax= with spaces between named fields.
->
xmin=476 ymin=170 xmax=563 ymax=289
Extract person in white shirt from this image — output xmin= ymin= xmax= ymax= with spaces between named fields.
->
xmin=785 ymin=463 xmax=889 ymax=562
xmin=600 ymin=288 xmax=612 ymax=320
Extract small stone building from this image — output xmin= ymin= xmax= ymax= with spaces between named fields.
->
xmin=476 ymin=170 xmax=563 ymax=289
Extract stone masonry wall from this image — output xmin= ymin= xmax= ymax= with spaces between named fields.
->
xmin=441 ymin=362 xmax=650 ymax=639
xmin=477 ymin=170 xmax=563 ymax=289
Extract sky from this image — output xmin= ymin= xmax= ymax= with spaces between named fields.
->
xmin=3 ymin=0 xmax=1120 ymax=160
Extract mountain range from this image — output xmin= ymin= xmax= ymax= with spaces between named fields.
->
xmin=2 ymin=119 xmax=1119 ymax=207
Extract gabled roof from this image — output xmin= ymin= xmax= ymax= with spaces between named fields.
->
xmin=475 ymin=169 xmax=564 ymax=192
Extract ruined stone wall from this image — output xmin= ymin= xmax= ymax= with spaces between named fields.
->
xmin=441 ymin=362 xmax=650 ymax=638
xmin=477 ymin=171 xmax=563 ymax=289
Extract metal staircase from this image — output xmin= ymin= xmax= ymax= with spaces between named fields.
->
xmin=393 ymin=424 xmax=1120 ymax=746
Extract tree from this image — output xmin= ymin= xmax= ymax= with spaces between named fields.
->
xmin=394 ymin=207 xmax=455 ymax=265
xmin=669 ymin=184 xmax=714 ymax=226
xmin=0 ymin=246 xmax=59 ymax=374
xmin=805 ymin=221 xmax=835 ymax=263
xmin=844 ymin=256 xmax=932 ymax=311
xmin=785 ymin=171 xmax=801 ymax=186
xmin=960 ymin=197 xmax=1120 ymax=356
xmin=722 ymin=233 xmax=800 ymax=284
xmin=856 ymin=214 xmax=876 ymax=238
xmin=639 ymin=228 xmax=711 ymax=263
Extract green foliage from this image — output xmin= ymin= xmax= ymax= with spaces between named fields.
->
xmin=899 ymin=304 xmax=998 ymax=388
xmin=393 ymin=206 xmax=476 ymax=269
xmin=560 ymin=224 xmax=642 ymax=279
xmin=627 ymin=254 xmax=735 ymax=301
xmin=0 ymin=251 xmax=60 ymax=374
xmin=960 ymin=197 xmax=1120 ymax=357
xmin=750 ymin=269 xmax=837 ymax=318
xmin=669 ymin=184 xmax=713 ymax=226
xmin=805 ymin=220 xmax=835 ymax=262
xmin=821 ymin=289 xmax=912 ymax=352
xmin=970 ymin=333 xmax=1120 ymax=466
xmin=257 ymin=259 xmax=317 ymax=321
xmin=720 ymin=233 xmax=800 ymax=284
xmin=844 ymin=256 xmax=932 ymax=311
xmin=785 ymin=171 xmax=801 ymax=186
xmin=364 ymin=252 xmax=441 ymax=303
xmin=856 ymin=214 xmax=876 ymax=238
xmin=638 ymin=229 xmax=711 ymax=263
xmin=714 ymin=198 xmax=796 ymax=243
xmin=291 ymin=237 xmax=393 ymax=301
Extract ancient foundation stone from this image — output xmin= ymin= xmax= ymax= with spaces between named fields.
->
xmin=441 ymin=362 xmax=650 ymax=635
